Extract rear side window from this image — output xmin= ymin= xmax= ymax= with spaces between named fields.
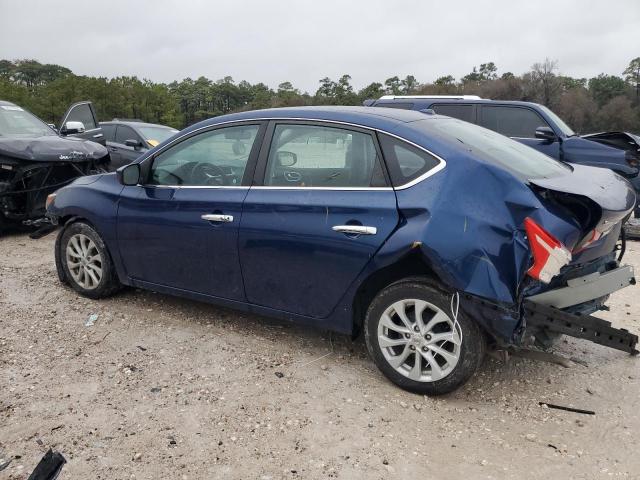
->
xmin=101 ymin=124 xmax=116 ymax=142
xmin=264 ymin=124 xmax=387 ymax=188
xmin=480 ymin=106 xmax=549 ymax=138
xmin=379 ymin=134 xmax=441 ymax=187
xmin=430 ymin=104 xmax=475 ymax=123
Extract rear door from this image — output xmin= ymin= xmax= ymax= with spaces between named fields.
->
xmin=479 ymin=105 xmax=561 ymax=159
xmin=239 ymin=121 xmax=399 ymax=318
xmin=58 ymin=101 xmax=105 ymax=145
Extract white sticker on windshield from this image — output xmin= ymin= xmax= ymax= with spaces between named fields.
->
xmin=1 ymin=105 xmax=24 ymax=111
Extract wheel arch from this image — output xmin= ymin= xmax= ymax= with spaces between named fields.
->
xmin=54 ymin=215 xmax=115 ymax=284
xmin=352 ymin=250 xmax=448 ymax=338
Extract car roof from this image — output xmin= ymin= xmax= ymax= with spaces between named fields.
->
xmin=101 ymin=120 xmax=174 ymax=129
xmin=374 ymin=97 xmax=540 ymax=108
xmin=189 ymin=106 xmax=435 ymax=133
xmin=0 ymin=100 xmax=18 ymax=107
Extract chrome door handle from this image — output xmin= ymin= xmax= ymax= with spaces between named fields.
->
xmin=201 ymin=214 xmax=234 ymax=223
xmin=332 ymin=225 xmax=377 ymax=235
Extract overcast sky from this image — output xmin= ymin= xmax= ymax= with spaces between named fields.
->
xmin=0 ymin=0 xmax=638 ymax=92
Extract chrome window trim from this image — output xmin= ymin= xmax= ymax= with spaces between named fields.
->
xmin=137 ymin=184 xmax=249 ymax=190
xmin=251 ymin=186 xmax=394 ymax=191
xmin=145 ymin=117 xmax=447 ymax=191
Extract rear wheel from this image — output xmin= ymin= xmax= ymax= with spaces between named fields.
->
xmin=364 ymin=281 xmax=485 ymax=395
xmin=58 ymin=221 xmax=120 ymax=299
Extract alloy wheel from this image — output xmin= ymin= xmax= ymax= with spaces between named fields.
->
xmin=65 ymin=233 xmax=103 ymax=290
xmin=377 ymin=298 xmax=461 ymax=382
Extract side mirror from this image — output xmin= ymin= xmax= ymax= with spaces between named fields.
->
xmin=117 ymin=163 xmax=141 ymax=186
xmin=61 ymin=121 xmax=85 ymax=135
xmin=535 ymin=126 xmax=557 ymax=142
xmin=276 ymin=151 xmax=297 ymax=167
xmin=125 ymin=139 xmax=143 ymax=150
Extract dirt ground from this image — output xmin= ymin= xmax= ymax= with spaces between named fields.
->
xmin=1 ymin=232 xmax=639 ymax=480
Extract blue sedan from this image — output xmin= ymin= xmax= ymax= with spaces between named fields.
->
xmin=46 ymin=106 xmax=637 ymax=394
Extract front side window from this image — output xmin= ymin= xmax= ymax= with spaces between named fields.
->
xmin=115 ymin=125 xmax=138 ymax=145
xmin=480 ymin=106 xmax=549 ymax=138
xmin=100 ymin=124 xmax=116 ymax=142
xmin=149 ymin=124 xmax=259 ymax=186
xmin=379 ymin=134 xmax=441 ymax=186
xmin=264 ymin=124 xmax=386 ymax=187
xmin=431 ymin=104 xmax=475 ymax=123
xmin=65 ymin=103 xmax=97 ymax=131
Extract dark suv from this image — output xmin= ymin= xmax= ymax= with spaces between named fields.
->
xmin=100 ymin=120 xmax=178 ymax=169
xmin=365 ymin=96 xmax=640 ymax=214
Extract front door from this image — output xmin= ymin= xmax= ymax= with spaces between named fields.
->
xmin=59 ymin=101 xmax=105 ymax=145
xmin=117 ymin=122 xmax=265 ymax=300
xmin=479 ymin=105 xmax=561 ymax=159
xmin=240 ymin=121 xmax=399 ymax=318
xmin=111 ymin=124 xmax=147 ymax=168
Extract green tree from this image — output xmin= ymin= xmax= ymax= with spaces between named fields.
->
xmin=588 ymin=74 xmax=627 ymax=107
xmin=479 ymin=62 xmax=498 ymax=80
xmin=401 ymin=75 xmax=418 ymax=94
xmin=384 ymin=76 xmax=401 ymax=95
xmin=623 ymin=57 xmax=640 ymax=99
xmin=357 ymin=82 xmax=384 ymax=103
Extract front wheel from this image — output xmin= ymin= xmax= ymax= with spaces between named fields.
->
xmin=364 ymin=281 xmax=485 ymax=395
xmin=58 ymin=221 xmax=121 ymax=299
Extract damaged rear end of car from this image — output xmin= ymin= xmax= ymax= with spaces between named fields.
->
xmin=521 ymin=165 xmax=637 ymax=354
xmin=393 ymin=117 xmax=638 ymax=356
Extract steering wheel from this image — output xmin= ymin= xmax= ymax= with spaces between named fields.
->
xmin=191 ymin=163 xmax=228 ymax=186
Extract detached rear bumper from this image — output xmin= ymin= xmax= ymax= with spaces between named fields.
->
xmin=527 ymin=265 xmax=635 ymax=309
xmin=523 ymin=264 xmax=638 ymax=354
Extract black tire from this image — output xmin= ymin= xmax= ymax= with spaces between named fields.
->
xmin=364 ymin=280 xmax=485 ymax=395
xmin=58 ymin=221 xmax=121 ymax=299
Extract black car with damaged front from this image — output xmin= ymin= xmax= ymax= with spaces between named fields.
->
xmin=0 ymin=100 xmax=109 ymax=231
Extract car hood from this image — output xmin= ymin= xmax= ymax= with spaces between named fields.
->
xmin=580 ymin=131 xmax=640 ymax=157
xmin=0 ymin=135 xmax=108 ymax=162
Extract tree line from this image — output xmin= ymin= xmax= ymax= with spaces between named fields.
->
xmin=1 ymin=57 xmax=639 ymax=133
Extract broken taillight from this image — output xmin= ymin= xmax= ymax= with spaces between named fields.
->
xmin=524 ymin=217 xmax=572 ymax=283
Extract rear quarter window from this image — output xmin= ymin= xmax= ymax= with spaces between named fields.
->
xmin=379 ymin=133 xmax=441 ymax=187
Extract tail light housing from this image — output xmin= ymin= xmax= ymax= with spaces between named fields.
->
xmin=625 ymin=151 xmax=640 ymax=168
xmin=524 ymin=217 xmax=572 ymax=283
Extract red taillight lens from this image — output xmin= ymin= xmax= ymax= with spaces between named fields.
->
xmin=524 ymin=217 xmax=572 ymax=283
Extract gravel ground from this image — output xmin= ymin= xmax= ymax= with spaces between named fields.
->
xmin=1 ymin=232 xmax=639 ymax=479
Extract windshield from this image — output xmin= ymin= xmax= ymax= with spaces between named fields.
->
xmin=415 ymin=118 xmax=571 ymax=180
xmin=0 ymin=105 xmax=56 ymax=137
xmin=137 ymin=126 xmax=179 ymax=146
xmin=538 ymin=105 xmax=575 ymax=136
